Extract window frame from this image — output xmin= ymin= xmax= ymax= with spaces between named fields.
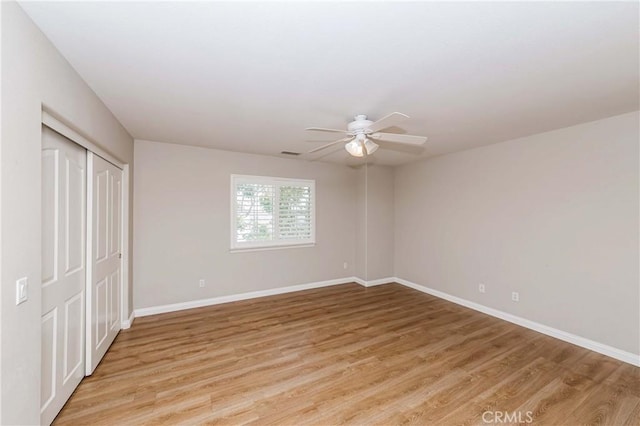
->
xmin=230 ymin=174 xmax=316 ymax=251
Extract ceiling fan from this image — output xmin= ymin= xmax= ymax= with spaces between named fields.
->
xmin=305 ymin=112 xmax=427 ymax=158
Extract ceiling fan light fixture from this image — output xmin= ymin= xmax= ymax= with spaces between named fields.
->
xmin=365 ymin=139 xmax=379 ymax=155
xmin=345 ymin=136 xmax=379 ymax=157
xmin=344 ymin=140 xmax=362 ymax=157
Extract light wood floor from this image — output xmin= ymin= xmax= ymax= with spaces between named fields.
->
xmin=54 ymin=283 xmax=639 ymax=425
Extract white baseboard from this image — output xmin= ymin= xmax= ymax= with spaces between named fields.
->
xmin=353 ymin=277 xmax=366 ymax=286
xmin=132 ymin=275 xmax=638 ymax=366
xmin=354 ymin=276 xmax=395 ymax=287
xmin=121 ymin=311 xmax=135 ymax=329
xmin=393 ymin=277 xmax=640 ymax=367
xmin=134 ymin=277 xmax=357 ymax=317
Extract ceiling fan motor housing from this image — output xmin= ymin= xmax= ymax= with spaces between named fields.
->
xmin=347 ymin=115 xmax=374 ymax=134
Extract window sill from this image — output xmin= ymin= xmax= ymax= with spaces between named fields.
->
xmin=229 ymin=243 xmax=316 ymax=254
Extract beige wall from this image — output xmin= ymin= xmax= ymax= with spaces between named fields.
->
xmin=355 ymin=167 xmax=367 ymax=279
xmin=354 ymin=164 xmax=395 ymax=282
xmin=0 ymin=3 xmax=134 ymax=424
xmin=395 ymin=112 xmax=640 ymax=355
xmin=364 ymin=165 xmax=395 ymax=281
xmin=133 ymin=140 xmax=357 ymax=309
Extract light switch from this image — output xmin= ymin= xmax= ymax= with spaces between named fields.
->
xmin=16 ymin=277 xmax=28 ymax=305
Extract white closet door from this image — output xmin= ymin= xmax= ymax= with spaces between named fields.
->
xmin=41 ymin=126 xmax=86 ymax=425
xmin=86 ymin=152 xmax=123 ymax=375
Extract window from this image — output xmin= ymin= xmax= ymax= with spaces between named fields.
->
xmin=231 ymin=175 xmax=315 ymax=250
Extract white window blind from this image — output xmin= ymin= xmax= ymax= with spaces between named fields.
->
xmin=231 ymin=175 xmax=315 ymax=250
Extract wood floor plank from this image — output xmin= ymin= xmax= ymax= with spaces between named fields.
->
xmin=53 ymin=283 xmax=639 ymax=425
xmin=563 ymin=382 xmax=639 ymax=426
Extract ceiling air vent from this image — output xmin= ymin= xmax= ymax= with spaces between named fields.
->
xmin=280 ymin=151 xmax=301 ymax=156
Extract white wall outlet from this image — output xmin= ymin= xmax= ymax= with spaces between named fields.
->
xmin=16 ymin=277 xmax=28 ymax=305
xmin=343 ymin=262 xmax=348 ymax=270
xmin=478 ymin=283 xmax=485 ymax=293
xmin=512 ymin=291 xmax=520 ymax=302
xmin=199 ymin=279 xmax=205 ymax=288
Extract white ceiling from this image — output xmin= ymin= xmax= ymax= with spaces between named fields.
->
xmin=21 ymin=1 xmax=639 ymax=166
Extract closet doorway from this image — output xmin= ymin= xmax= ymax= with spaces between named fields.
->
xmin=40 ymin=118 xmax=127 ymax=425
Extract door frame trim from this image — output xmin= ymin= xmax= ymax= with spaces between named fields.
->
xmin=42 ymin=110 xmax=125 ymax=169
xmin=86 ymin=152 xmax=95 ymax=376
xmin=41 ymin=110 xmax=130 ymax=374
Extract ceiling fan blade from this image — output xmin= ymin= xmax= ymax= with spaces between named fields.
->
xmin=308 ymin=137 xmax=352 ymax=154
xmin=367 ymin=112 xmax=409 ymax=133
xmin=371 ymin=132 xmax=427 ymax=145
xmin=305 ymin=127 xmax=348 ymax=134
xmin=308 ymin=145 xmax=345 ymax=162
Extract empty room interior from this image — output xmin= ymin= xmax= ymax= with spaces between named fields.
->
xmin=2 ymin=1 xmax=639 ymax=425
